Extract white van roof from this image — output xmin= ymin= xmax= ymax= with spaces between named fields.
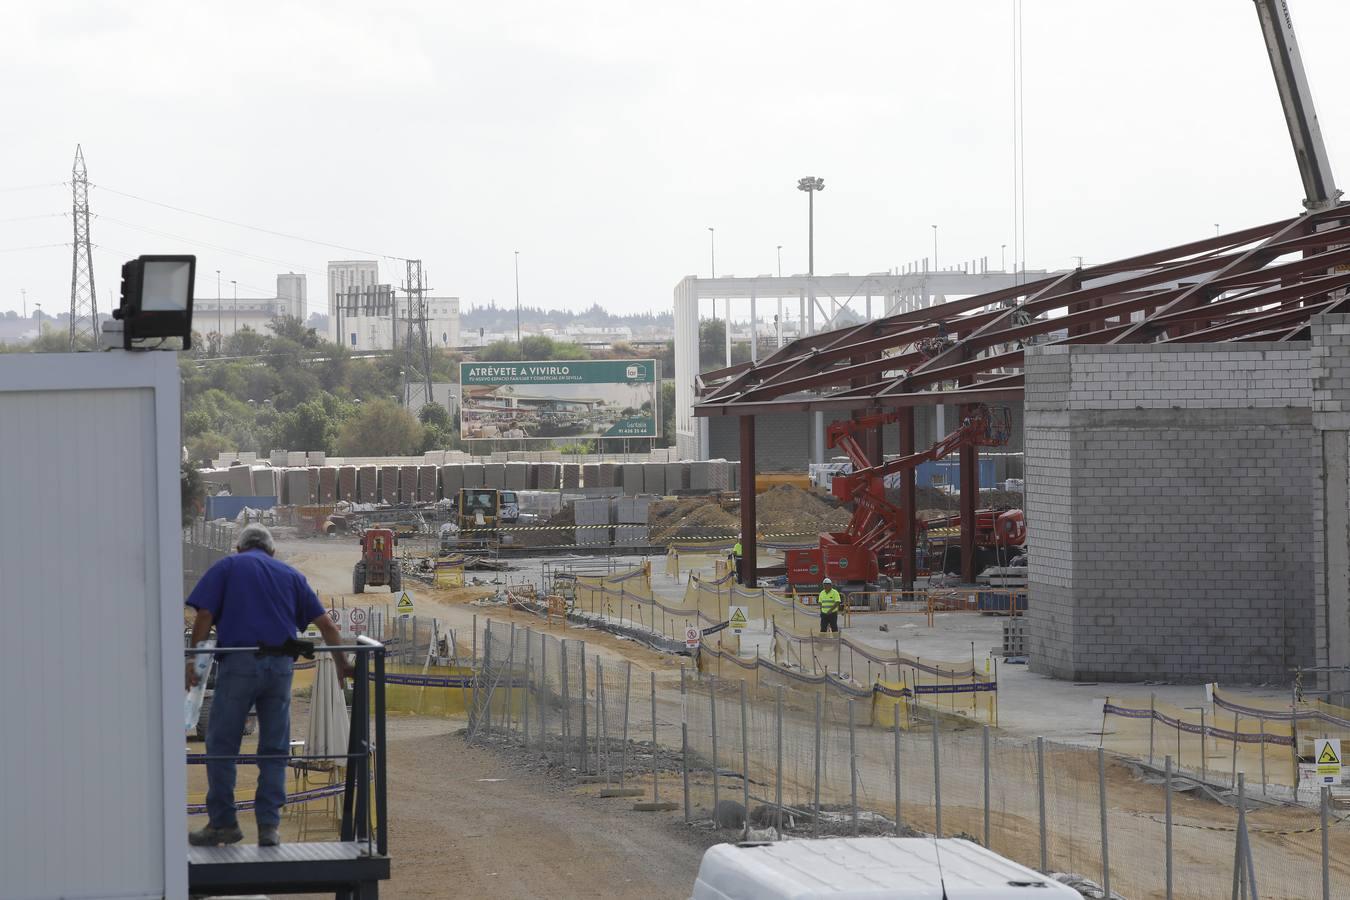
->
xmin=690 ymin=838 xmax=1080 ymax=900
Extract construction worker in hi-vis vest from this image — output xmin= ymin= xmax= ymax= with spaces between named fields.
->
xmin=731 ymin=538 xmax=743 ymax=582
xmin=818 ymin=577 xmax=842 ymax=633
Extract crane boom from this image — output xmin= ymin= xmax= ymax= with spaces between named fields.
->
xmin=1253 ymin=0 xmax=1342 ymax=210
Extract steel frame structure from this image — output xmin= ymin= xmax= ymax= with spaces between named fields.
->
xmin=702 ymin=206 xmax=1350 ymax=586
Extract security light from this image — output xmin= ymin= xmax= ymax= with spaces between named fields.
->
xmin=106 ymin=254 xmax=196 ymax=351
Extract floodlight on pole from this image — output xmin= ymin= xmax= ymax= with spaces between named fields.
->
xmin=796 ymin=177 xmax=824 ymax=277
xmin=707 ymin=227 xmax=715 ymax=278
xmin=931 ymin=225 xmax=938 ymax=271
xmin=776 ymin=245 xmax=782 ymax=278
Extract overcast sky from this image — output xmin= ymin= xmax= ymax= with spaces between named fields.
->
xmin=5 ymin=0 xmax=1350 ymax=321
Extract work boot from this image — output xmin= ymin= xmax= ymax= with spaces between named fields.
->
xmin=188 ymin=823 xmax=243 ymax=846
xmin=258 ymin=825 xmax=281 ymax=847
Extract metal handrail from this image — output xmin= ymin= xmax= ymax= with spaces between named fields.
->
xmin=185 ymin=636 xmax=389 ymax=858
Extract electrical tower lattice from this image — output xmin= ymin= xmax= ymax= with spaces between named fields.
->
xmin=68 ymin=145 xmax=99 ymax=350
xmin=402 ymin=260 xmax=434 ymax=409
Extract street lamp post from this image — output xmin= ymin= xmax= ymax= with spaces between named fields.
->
xmin=708 ymin=227 xmax=716 ymax=278
xmin=215 ymin=270 xmax=222 ymax=335
xmin=34 ymin=302 xmax=42 ymax=334
xmin=1001 ymin=244 xmax=1007 ymax=271
xmin=514 ymin=250 xmax=521 ymax=353
xmin=776 ymin=245 xmax=782 ymax=278
xmin=931 ymin=225 xmax=938 ymax=271
xmin=231 ymin=280 xmax=237 ymax=332
xmin=797 ymin=177 xmax=824 ymax=276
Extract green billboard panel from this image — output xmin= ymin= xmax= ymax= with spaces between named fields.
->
xmin=459 ymin=359 xmax=658 ymax=440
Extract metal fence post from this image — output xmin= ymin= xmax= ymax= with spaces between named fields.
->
xmin=560 ymin=641 xmax=570 ymax=771
xmin=1165 ymin=755 xmax=1174 ymax=900
xmin=506 ymin=622 xmax=517 ymax=732
xmin=894 ymin=714 xmax=903 ymax=835
xmin=740 ymin=679 xmax=750 ymax=840
xmin=681 ymin=666 xmax=691 ymax=822
xmin=523 ymin=629 xmax=532 ymax=748
xmin=775 ymin=686 xmax=785 ymax=837
xmin=1098 ymin=747 xmax=1110 ymax=899
xmin=932 ymin=716 xmax=942 ymax=838
xmin=849 ymin=699 xmax=859 ymax=836
xmin=1149 ymin=691 xmax=1156 ymax=766
xmin=539 ymin=637 xmax=547 ymax=757
xmin=1037 ymin=736 xmax=1048 ymax=872
xmin=580 ymin=644 xmax=589 ymax=773
xmin=710 ymin=676 xmax=720 ymax=815
xmin=1323 ymin=785 xmax=1331 ymax=900
xmin=814 ymin=692 xmax=823 ymax=823
xmin=620 ymin=660 xmax=632 ymax=789
xmin=651 ymin=671 xmax=660 ymax=804
xmin=983 ymin=723 xmax=991 ymax=848
xmin=598 ymin=656 xmax=608 ymax=782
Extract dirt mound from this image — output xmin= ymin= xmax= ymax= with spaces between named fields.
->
xmin=649 ymin=497 xmax=738 ymax=543
xmin=754 ymin=484 xmax=849 ymax=535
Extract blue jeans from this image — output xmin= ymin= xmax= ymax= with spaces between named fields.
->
xmin=206 ymin=653 xmax=294 ymax=828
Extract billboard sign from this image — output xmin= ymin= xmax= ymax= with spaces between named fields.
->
xmin=459 ymin=359 xmax=659 ymax=440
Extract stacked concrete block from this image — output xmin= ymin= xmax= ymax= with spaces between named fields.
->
xmin=306 ymin=451 xmax=326 ymax=466
xmin=379 ymin=466 xmax=399 ymax=504
xmin=286 ymin=451 xmax=307 ymax=467
xmin=307 ymin=468 xmax=321 ymax=505
xmin=642 ymin=462 xmax=666 ymax=495
xmin=462 ymin=464 xmax=485 ymax=488
xmin=237 ymin=452 xmax=258 ymax=464
xmin=690 ymin=460 xmax=713 ymax=491
xmin=440 ymin=465 xmax=464 ymax=498
xmin=614 ymin=496 xmax=651 ymax=524
xmin=338 ymin=466 xmax=357 ymax=500
xmin=614 ymin=525 xmax=650 ymax=546
xmin=504 ymin=462 xmax=529 ymax=490
xmin=618 ymin=463 xmax=640 ymax=496
xmin=252 ymin=467 xmax=277 ymax=499
xmin=562 ymin=463 xmax=581 ymax=489
xmin=268 ymin=450 xmax=288 ymax=467
xmin=1024 ymin=343 xmax=1315 ymax=684
xmin=710 ymin=459 xmax=732 ymax=491
xmin=527 ymin=464 xmax=541 ymax=489
xmin=729 ymin=465 xmax=739 ymax=492
xmin=227 ymin=465 xmax=254 ymax=496
xmin=666 ymin=461 xmax=689 ymax=492
xmin=285 ymin=469 xmax=311 ymax=505
xmin=358 ymin=466 xmax=379 ymax=502
xmin=315 ymin=467 xmax=336 ymax=504
xmin=597 ymin=463 xmax=617 ymax=488
xmin=418 ymin=465 xmax=438 ymax=501
xmin=573 ymin=497 xmax=612 ymax=546
xmin=537 ymin=463 xmax=561 ymax=490
xmin=483 ymin=463 xmax=505 ymax=489
xmin=582 ymin=463 xmax=600 ymax=488
xmin=398 ymin=466 xmax=418 ymax=503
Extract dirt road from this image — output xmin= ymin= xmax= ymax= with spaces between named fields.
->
xmin=382 ymin=719 xmax=709 ymax=899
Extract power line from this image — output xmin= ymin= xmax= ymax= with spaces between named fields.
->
xmin=0 ymin=182 xmax=63 ymax=194
xmin=90 ymin=182 xmax=404 ymax=261
xmin=96 ymin=214 xmax=327 ymax=278
xmin=0 ymin=242 xmax=68 ymax=253
xmin=0 ymin=213 xmax=64 ymax=225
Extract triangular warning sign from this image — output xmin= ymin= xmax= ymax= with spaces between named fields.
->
xmin=1319 ymin=743 xmax=1341 ymax=766
xmin=396 ymin=592 xmax=414 ymax=612
xmin=729 ymin=608 xmax=748 ymax=629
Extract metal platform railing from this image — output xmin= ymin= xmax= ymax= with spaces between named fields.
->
xmin=184 ymin=636 xmax=390 ymax=896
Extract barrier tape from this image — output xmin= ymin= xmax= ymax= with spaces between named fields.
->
xmin=1103 ymin=702 xmax=1295 ymax=747
xmin=1213 ymin=689 xmax=1350 ymax=730
xmin=701 ymin=621 xmax=730 ymax=637
xmin=772 ymin=624 xmax=981 ymax=678
xmin=458 ymin=524 xmax=820 ymax=538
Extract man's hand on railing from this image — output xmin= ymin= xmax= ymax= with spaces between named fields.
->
xmin=186 ymin=660 xmax=200 ymax=691
xmin=336 ymin=654 xmax=354 ymax=682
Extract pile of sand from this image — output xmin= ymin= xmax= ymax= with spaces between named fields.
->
xmin=754 ymin=484 xmax=850 ymax=534
xmin=649 ymin=497 xmax=739 ymax=543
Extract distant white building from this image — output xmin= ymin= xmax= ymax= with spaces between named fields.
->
xmin=197 ymin=273 xmax=307 ymax=339
xmin=327 ymin=260 xmax=380 ymax=342
xmin=335 ymin=286 xmax=461 ymax=351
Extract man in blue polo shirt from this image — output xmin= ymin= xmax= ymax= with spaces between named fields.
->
xmin=185 ymin=524 xmax=348 ymax=848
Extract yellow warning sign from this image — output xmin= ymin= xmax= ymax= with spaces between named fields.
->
xmin=396 ymin=591 xmax=415 ymax=615
xmin=1316 ymin=738 xmax=1342 ymax=783
xmin=729 ymin=605 xmax=748 ymax=634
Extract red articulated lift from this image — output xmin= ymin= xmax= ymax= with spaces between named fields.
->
xmin=785 ymin=405 xmax=1026 ymax=591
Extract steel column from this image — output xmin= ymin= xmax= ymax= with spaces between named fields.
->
xmin=739 ymin=415 xmax=757 ymax=586
xmin=898 ymin=408 xmax=916 ymax=589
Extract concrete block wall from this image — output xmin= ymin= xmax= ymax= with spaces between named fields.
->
xmin=418 ymin=465 xmax=438 ymax=501
xmin=622 ymin=463 xmax=642 ymax=496
xmin=563 ymin=463 xmax=581 ymax=488
xmin=307 ymin=467 xmax=321 ymax=505
xmin=483 ymin=463 xmax=505 ymax=489
xmin=252 ymin=468 xmax=276 ymax=498
xmin=441 ymin=465 xmax=464 ymax=496
xmin=505 ymin=462 xmax=529 ymax=490
xmin=318 ymin=467 xmax=337 ymax=504
xmin=463 ymin=464 xmax=485 ymax=488
xmin=1310 ymin=315 xmax=1350 ymax=695
xmin=227 ymin=465 xmax=253 ymax=496
xmin=338 ymin=466 xmax=357 ymax=500
xmin=1025 ymin=343 xmax=1315 ymax=683
xmin=379 ymin=466 xmax=399 ymax=504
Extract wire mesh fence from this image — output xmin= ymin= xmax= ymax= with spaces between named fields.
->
xmin=457 ymin=617 xmax=1350 ymax=896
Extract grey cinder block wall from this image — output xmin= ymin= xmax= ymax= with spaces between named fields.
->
xmin=1024 ymin=342 xmax=1316 ymax=683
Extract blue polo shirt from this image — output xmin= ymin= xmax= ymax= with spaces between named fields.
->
xmin=186 ymin=548 xmax=326 ymax=648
